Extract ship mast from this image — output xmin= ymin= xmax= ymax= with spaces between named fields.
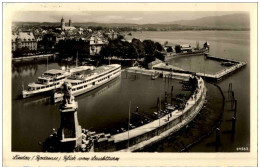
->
xmin=127 ymin=100 xmax=131 ymax=150
xmin=76 ymin=51 xmax=78 ymax=67
xmin=22 ymin=81 xmax=24 ymax=91
xmin=159 ymin=96 xmax=161 ymax=127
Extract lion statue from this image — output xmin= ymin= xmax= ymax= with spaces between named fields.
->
xmin=62 ymin=82 xmax=75 ymax=105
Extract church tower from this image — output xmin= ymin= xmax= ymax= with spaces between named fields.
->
xmin=69 ymin=18 xmax=72 ymax=27
xmin=61 ymin=17 xmax=65 ymax=30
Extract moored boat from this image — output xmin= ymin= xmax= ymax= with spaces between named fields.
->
xmin=221 ymin=61 xmax=236 ymax=67
xmin=22 ymin=66 xmax=94 ymax=98
xmin=52 ymin=64 xmax=121 ymax=103
xmin=151 ymin=72 xmax=159 ymax=80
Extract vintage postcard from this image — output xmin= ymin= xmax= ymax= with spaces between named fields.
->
xmin=3 ymin=2 xmax=258 ymax=166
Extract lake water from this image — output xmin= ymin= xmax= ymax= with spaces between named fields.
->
xmin=12 ymin=31 xmax=250 ymax=152
xmin=12 ymin=61 xmax=193 ymax=152
xmin=126 ymin=31 xmax=250 ymax=152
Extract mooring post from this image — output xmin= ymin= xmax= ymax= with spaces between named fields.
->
xmin=232 ymin=117 xmax=236 ymax=133
xmin=234 ymin=100 xmax=237 ymax=118
xmin=228 ymin=83 xmax=230 ymax=95
xmin=230 ymin=83 xmax=233 ymax=99
xmin=204 ymin=53 xmax=208 ymax=59
xmin=185 ymin=125 xmax=189 ymax=137
xmin=165 ymin=91 xmax=168 ymax=104
xmin=231 ymin=91 xmax=235 ymax=108
xmin=157 ymin=97 xmax=160 ymax=112
xmin=228 ymin=83 xmax=232 ymax=99
xmin=171 ymin=70 xmax=173 ymax=80
xmin=135 ymin=106 xmax=139 ymax=112
xmin=171 ymin=86 xmax=173 ymax=105
xmin=181 ymin=142 xmax=189 ymax=152
xmin=136 ymin=106 xmax=139 ymax=112
xmin=216 ymin=128 xmax=220 ymax=146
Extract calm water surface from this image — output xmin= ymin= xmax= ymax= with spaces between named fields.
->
xmin=12 ymin=63 xmax=187 ymax=151
xmin=12 ymin=31 xmax=250 ymax=152
xmin=126 ymin=31 xmax=250 ymax=152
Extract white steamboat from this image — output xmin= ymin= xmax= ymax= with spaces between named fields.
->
xmin=53 ymin=64 xmax=121 ymax=103
xmin=22 ymin=66 xmax=94 ymax=98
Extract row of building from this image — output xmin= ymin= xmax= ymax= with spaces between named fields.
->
xmin=12 ymin=17 xmax=119 ymax=56
xmin=12 ymin=32 xmax=37 ymax=52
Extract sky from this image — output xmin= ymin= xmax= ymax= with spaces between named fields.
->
xmin=13 ymin=11 xmax=245 ymax=24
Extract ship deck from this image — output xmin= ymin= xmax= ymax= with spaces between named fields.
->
xmin=66 ymin=64 xmax=119 ymax=82
xmin=69 ymin=66 xmax=94 ymax=74
xmin=28 ymin=82 xmax=48 ymax=87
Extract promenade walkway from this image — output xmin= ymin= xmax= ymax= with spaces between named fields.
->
xmin=114 ymin=77 xmax=206 ymax=151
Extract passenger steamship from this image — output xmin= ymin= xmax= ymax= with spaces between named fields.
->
xmin=22 ymin=66 xmax=94 ymax=98
xmin=53 ymin=64 xmax=121 ymax=103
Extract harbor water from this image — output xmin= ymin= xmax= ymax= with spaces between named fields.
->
xmin=12 ymin=62 xmax=191 ymax=151
xmin=12 ymin=31 xmax=250 ymax=152
xmin=126 ymin=30 xmax=250 ymax=152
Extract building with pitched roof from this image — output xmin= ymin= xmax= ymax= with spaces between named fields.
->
xmin=89 ymin=35 xmax=108 ymax=56
xmin=12 ymin=32 xmax=37 ymax=51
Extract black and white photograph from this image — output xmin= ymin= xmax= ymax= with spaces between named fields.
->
xmin=3 ymin=2 xmax=257 ymax=166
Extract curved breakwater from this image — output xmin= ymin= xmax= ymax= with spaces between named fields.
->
xmin=93 ymin=74 xmax=207 ymax=152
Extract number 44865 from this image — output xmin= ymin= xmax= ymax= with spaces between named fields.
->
xmin=236 ymin=147 xmax=249 ymax=151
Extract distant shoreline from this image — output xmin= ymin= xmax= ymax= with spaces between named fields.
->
xmin=131 ymin=29 xmax=250 ymax=31
xmin=12 ymin=22 xmax=250 ymax=32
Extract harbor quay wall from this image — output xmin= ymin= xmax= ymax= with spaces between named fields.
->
xmin=12 ymin=53 xmax=56 ymax=62
xmin=113 ymin=118 xmax=182 ymax=151
xmin=126 ymin=67 xmax=191 ymax=81
xmin=196 ymin=61 xmax=246 ymax=81
xmin=117 ymin=83 xmax=205 ymax=152
xmin=141 ymin=55 xmax=246 ymax=82
xmin=165 ymin=52 xmax=205 ymax=61
xmin=165 ymin=49 xmax=208 ymax=61
xmin=205 ymin=54 xmax=239 ymax=63
xmin=94 ymin=76 xmax=206 ymax=152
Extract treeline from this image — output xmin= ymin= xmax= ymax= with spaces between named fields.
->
xmin=67 ymin=23 xmax=250 ymax=31
xmin=99 ymin=37 xmax=165 ymax=67
xmin=14 ymin=22 xmax=249 ymax=34
xmin=56 ymin=39 xmax=90 ymax=61
xmin=12 ymin=48 xmax=37 ymax=58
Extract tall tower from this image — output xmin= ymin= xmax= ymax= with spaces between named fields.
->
xmin=69 ymin=18 xmax=72 ymax=27
xmin=61 ymin=17 xmax=65 ymax=30
xmin=57 ymin=83 xmax=82 ymax=152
